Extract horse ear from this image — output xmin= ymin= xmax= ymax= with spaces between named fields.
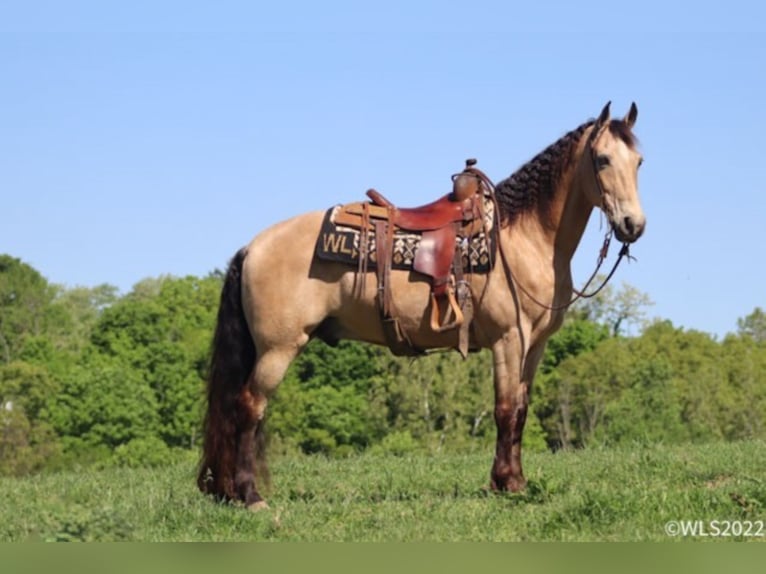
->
xmin=592 ymin=101 xmax=611 ymax=136
xmin=623 ymin=102 xmax=638 ymax=129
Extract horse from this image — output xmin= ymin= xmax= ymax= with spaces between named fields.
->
xmin=197 ymin=102 xmax=646 ymax=510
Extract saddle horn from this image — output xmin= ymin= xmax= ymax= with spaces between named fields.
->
xmin=451 ymin=158 xmax=481 ymax=202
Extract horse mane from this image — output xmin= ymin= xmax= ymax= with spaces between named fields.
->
xmin=494 ymin=118 xmax=638 ymax=227
xmin=495 ymin=120 xmax=593 ymax=226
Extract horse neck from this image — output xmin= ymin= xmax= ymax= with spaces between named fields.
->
xmin=545 ymin=135 xmax=597 ymax=264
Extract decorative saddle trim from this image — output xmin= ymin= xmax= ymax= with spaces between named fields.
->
xmin=315 ymin=200 xmax=495 ymax=274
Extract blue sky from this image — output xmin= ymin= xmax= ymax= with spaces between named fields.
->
xmin=1 ymin=1 xmax=764 ymax=338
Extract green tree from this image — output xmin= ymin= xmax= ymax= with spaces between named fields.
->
xmin=548 ymin=337 xmax=632 ymax=448
xmin=269 ymin=340 xmax=389 ymax=455
xmin=0 ymin=255 xmax=55 ymax=363
xmin=635 ymin=321 xmax=726 ymax=442
xmin=372 ymin=348 xmax=545 ymax=453
xmin=720 ymin=334 xmax=766 ymax=439
xmin=48 ymin=284 xmax=119 ymax=354
xmin=541 ymin=318 xmax=610 ymax=374
xmin=571 ymin=279 xmax=654 ymax=336
xmin=0 ymin=361 xmax=62 ymax=475
xmin=89 ymin=275 xmax=221 ymax=447
xmin=737 ymin=307 xmax=766 ymax=343
xmin=537 ymin=319 xmax=766 ymax=449
xmin=534 ymin=317 xmax=610 ymax=449
xmin=46 ymin=352 xmax=161 ymax=458
xmin=592 ymin=355 xmax=686 ymax=445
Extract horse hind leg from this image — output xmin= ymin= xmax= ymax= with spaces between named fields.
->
xmin=199 ymin=246 xmax=314 ymax=509
xmin=235 ymin=346 xmax=301 ymax=511
xmin=232 ymin=387 xmax=266 ymax=509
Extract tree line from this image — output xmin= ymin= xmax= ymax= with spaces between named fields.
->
xmin=1 ymin=253 xmax=764 ymax=475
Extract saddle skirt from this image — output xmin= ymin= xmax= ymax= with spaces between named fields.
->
xmin=314 ymin=193 xmax=496 ymax=274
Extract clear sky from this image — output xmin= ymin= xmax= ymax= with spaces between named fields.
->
xmin=1 ymin=1 xmax=764 ymax=338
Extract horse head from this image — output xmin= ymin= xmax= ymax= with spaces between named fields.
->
xmin=585 ymin=101 xmax=646 ymax=243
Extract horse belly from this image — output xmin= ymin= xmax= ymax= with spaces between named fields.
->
xmin=243 ymin=212 xmax=475 ymax=353
xmin=333 ymin=268 xmax=466 ymax=351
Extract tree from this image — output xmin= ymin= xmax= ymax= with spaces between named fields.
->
xmin=374 ymin=350 xmax=496 ymax=452
xmin=737 ymin=307 xmax=766 ymax=343
xmin=48 ymin=284 xmax=119 ymax=354
xmin=635 ymin=321 xmax=726 ymax=442
xmin=571 ymin=279 xmax=654 ymax=337
xmin=89 ymin=275 xmax=222 ymax=447
xmin=720 ymin=334 xmax=766 ymax=439
xmin=534 ymin=317 xmax=610 ymax=448
xmin=541 ymin=317 xmax=610 ymax=374
xmin=592 ymin=355 xmax=686 ymax=445
xmin=268 ymin=340 xmax=389 ymax=455
xmin=0 ymin=361 xmax=62 ymax=475
xmin=535 ymin=318 xmax=766 ymax=449
xmin=46 ymin=353 xmax=161 ymax=456
xmin=0 ymin=255 xmax=55 ymax=363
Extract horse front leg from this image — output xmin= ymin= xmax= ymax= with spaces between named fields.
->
xmin=490 ymin=333 xmax=530 ymax=492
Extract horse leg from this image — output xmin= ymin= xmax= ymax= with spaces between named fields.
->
xmin=490 ymin=336 xmax=548 ymax=492
xmin=490 ymin=332 xmax=530 ymax=492
xmin=235 ymin=345 xmax=302 ymax=511
xmin=232 ymin=386 xmax=262 ymax=508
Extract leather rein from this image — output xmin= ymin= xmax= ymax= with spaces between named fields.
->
xmin=481 ymin=127 xmax=634 ymax=312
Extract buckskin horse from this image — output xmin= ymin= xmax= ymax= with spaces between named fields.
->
xmin=198 ymin=102 xmax=646 ymax=510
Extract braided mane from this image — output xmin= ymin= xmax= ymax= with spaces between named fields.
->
xmin=495 ymin=120 xmax=593 ymax=226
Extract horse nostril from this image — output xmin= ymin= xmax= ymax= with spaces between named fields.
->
xmin=623 ymin=216 xmax=635 ymax=236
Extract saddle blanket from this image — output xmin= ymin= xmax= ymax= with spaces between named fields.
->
xmin=314 ymin=202 xmax=497 ymax=274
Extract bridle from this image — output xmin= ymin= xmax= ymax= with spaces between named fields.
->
xmin=569 ymin=122 xmax=634 ymax=299
xmin=492 ymin=123 xmax=634 ymax=312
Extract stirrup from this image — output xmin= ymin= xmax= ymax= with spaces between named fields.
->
xmin=429 ymin=290 xmax=464 ymax=333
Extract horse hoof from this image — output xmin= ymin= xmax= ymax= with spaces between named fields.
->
xmin=247 ymin=500 xmax=270 ymax=512
xmin=490 ymin=476 xmax=527 ymax=493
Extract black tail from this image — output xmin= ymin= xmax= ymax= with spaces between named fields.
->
xmin=197 ymin=248 xmax=257 ymax=500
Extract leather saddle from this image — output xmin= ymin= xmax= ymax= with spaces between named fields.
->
xmin=332 ymin=159 xmax=491 ymax=356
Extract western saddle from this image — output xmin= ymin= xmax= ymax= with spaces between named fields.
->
xmin=333 ymin=159 xmax=495 ymax=356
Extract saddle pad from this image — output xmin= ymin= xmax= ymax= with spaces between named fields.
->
xmin=314 ymin=200 xmax=497 ymax=274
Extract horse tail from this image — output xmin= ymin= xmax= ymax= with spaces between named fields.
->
xmin=197 ymin=247 xmax=257 ymax=500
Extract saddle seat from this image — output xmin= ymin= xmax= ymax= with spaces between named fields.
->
xmin=365 ymin=188 xmax=481 ymax=232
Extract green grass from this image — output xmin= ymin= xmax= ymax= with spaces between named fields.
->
xmin=1 ymin=441 xmax=764 ymax=541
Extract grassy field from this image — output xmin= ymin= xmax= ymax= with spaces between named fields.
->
xmin=1 ymin=441 xmax=764 ymax=542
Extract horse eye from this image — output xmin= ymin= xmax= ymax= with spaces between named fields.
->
xmin=596 ymin=155 xmax=610 ymax=170
xmin=638 ymin=157 xmax=644 ymax=168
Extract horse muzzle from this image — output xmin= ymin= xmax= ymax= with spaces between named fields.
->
xmin=612 ymin=214 xmax=646 ymax=244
